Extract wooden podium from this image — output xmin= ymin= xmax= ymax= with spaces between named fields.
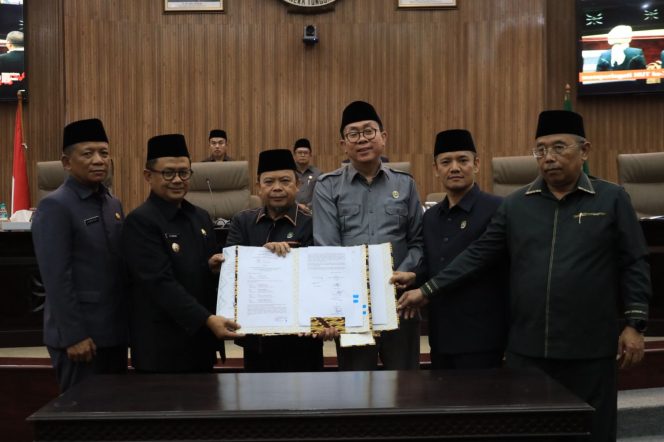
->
xmin=640 ymin=219 xmax=664 ymax=335
xmin=0 ymin=231 xmax=43 ymax=347
xmin=28 ymin=369 xmax=592 ymax=441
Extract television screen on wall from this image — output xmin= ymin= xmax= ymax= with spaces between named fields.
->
xmin=0 ymin=0 xmax=25 ymax=101
xmin=577 ymin=0 xmax=664 ymax=96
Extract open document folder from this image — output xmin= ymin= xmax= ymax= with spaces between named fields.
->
xmin=217 ymin=243 xmax=399 ymax=342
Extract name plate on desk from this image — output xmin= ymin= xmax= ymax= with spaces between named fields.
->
xmin=0 ymin=221 xmax=31 ymax=231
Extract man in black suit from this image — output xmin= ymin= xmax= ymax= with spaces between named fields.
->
xmin=32 ymin=118 xmax=128 ymax=392
xmin=122 ymin=134 xmax=241 ymax=373
xmin=0 ymin=30 xmax=24 ymax=73
xmin=596 ymin=25 xmax=646 ymax=71
xmin=391 ymin=129 xmax=507 ymax=369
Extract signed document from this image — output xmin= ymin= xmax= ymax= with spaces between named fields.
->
xmin=217 ymin=243 xmax=398 ymax=339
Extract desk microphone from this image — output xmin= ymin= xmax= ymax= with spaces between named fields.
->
xmin=206 ymin=177 xmax=219 ymax=221
xmin=207 ymin=178 xmax=230 ymax=229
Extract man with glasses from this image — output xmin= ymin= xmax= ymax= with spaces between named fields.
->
xmin=203 ymin=129 xmax=233 ymax=162
xmin=398 ymin=110 xmax=651 ymax=442
xmin=292 ymin=138 xmax=321 ymax=209
xmin=33 ymin=118 xmax=128 ymax=392
xmin=313 ymin=100 xmax=424 ymax=370
xmin=122 ymin=134 xmax=241 ymax=373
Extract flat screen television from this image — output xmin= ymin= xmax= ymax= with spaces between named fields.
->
xmin=577 ymin=0 xmax=664 ymax=96
xmin=0 ymin=0 xmax=25 ymax=101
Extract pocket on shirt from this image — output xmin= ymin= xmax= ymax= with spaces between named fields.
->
xmin=78 ymin=290 xmax=101 ymax=303
xmin=385 ymin=204 xmax=408 ymax=230
xmin=339 ymin=204 xmax=361 ymax=233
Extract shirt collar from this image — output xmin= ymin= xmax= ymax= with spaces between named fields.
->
xmin=255 ymin=203 xmax=299 ymax=227
xmin=525 ymin=173 xmax=595 ymax=196
xmin=148 ymin=191 xmax=195 ymax=220
xmin=297 ymin=165 xmax=315 ymax=175
xmin=345 ymin=161 xmax=389 ymax=184
xmin=439 ymin=184 xmax=480 ymax=214
xmin=65 ymin=175 xmax=110 ymax=200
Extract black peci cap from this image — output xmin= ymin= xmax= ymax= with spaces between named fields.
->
xmin=434 ymin=129 xmax=476 ymax=157
xmin=62 ymin=118 xmax=108 ymax=151
xmin=147 ymin=134 xmax=190 ymax=161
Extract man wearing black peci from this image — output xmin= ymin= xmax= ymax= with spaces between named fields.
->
xmin=398 ymin=110 xmax=651 ymax=442
xmin=225 ymin=149 xmax=329 ymax=372
xmin=202 ymin=129 xmax=233 ymax=162
xmin=122 ymin=134 xmax=241 ymax=373
xmin=393 ymin=129 xmax=508 ymax=369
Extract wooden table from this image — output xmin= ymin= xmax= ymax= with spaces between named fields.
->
xmin=28 ymin=369 xmax=592 ymax=441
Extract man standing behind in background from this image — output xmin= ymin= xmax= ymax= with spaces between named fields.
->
xmin=292 ymin=138 xmax=321 ymax=209
xmin=203 ymin=129 xmax=233 ymax=162
xmin=32 ymin=118 xmax=128 ymax=392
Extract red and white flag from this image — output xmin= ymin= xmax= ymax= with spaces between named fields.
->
xmin=11 ymin=92 xmax=30 ymax=214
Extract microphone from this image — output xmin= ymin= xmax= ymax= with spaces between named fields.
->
xmin=206 ymin=178 xmax=230 ymax=229
xmin=206 ymin=177 xmax=219 ymax=222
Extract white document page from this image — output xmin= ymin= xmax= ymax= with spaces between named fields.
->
xmin=236 ymin=246 xmax=296 ymax=329
xmin=297 ymin=246 xmax=367 ymax=328
xmin=339 ymin=332 xmax=376 ymax=347
xmin=216 ymin=245 xmax=237 ymax=318
xmin=367 ymin=243 xmax=398 ymax=331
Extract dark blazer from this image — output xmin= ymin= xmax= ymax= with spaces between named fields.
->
xmin=0 ymin=49 xmax=24 ymax=73
xmin=122 ymin=192 xmax=220 ymax=372
xmin=420 ymin=185 xmax=508 ymax=354
xmin=32 ymin=176 xmax=127 ymax=349
xmin=596 ymin=47 xmax=646 ymax=71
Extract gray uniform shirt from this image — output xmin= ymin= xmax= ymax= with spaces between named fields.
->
xmin=295 ymin=165 xmax=322 ymax=206
xmin=313 ymin=163 xmax=423 ymax=272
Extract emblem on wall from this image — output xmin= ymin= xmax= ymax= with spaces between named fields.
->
xmin=280 ymin=0 xmax=337 ymax=13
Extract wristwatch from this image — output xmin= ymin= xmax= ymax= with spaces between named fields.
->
xmin=625 ymin=318 xmax=647 ymax=333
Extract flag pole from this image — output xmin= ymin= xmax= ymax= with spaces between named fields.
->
xmin=11 ymin=89 xmax=30 ymax=214
xmin=563 ymin=83 xmax=590 ymax=175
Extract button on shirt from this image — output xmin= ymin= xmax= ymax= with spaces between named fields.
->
xmin=295 ymin=165 xmax=322 ymax=207
xmin=420 ymin=174 xmax=651 ymax=359
xmin=226 ymin=204 xmax=313 ymax=248
xmin=313 ymin=163 xmax=423 ymax=272
xmin=421 ymin=185 xmax=507 ymax=354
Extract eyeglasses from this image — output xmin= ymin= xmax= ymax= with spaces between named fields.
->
xmin=344 ymin=127 xmax=379 ymax=143
xmin=148 ymin=168 xmax=194 ymax=181
xmin=532 ymin=143 xmax=582 ymax=159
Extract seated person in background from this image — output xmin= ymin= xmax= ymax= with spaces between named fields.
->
xmin=292 ymin=138 xmax=321 ymax=209
xmin=225 ymin=149 xmax=333 ymax=372
xmin=342 ymin=155 xmax=389 ymax=164
xmin=596 ymin=25 xmax=646 ymax=71
xmin=202 ymin=129 xmax=233 ymax=162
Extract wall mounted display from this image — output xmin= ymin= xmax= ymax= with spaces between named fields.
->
xmin=164 ymin=0 xmax=223 ymax=12
xmin=577 ymin=0 xmax=664 ymax=96
xmin=397 ymin=0 xmax=456 ymax=9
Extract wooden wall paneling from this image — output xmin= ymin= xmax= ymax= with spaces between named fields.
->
xmin=53 ymin=0 xmax=553 ymax=211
